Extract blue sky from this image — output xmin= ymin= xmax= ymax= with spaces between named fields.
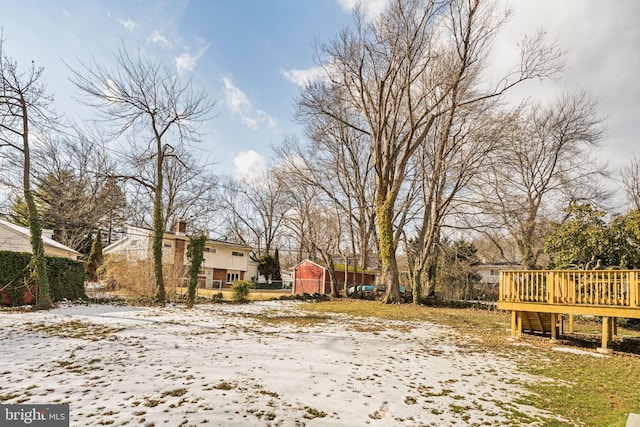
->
xmin=1 ymin=0 xmax=639 ymax=187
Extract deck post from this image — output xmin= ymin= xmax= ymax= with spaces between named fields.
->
xmin=569 ymin=314 xmax=574 ymax=333
xmin=598 ymin=316 xmax=614 ymax=354
xmin=550 ymin=312 xmax=558 ymax=341
xmin=516 ymin=311 xmax=523 ymax=337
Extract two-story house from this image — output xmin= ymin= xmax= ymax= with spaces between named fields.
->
xmin=104 ymin=220 xmax=257 ymax=288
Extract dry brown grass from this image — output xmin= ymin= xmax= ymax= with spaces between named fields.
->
xmin=101 ymin=255 xmax=187 ymax=299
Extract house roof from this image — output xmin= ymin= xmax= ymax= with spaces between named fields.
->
xmin=293 ymin=259 xmax=378 ymax=275
xmin=106 ymin=224 xmax=253 ymax=252
xmin=0 ymin=218 xmax=80 ymax=255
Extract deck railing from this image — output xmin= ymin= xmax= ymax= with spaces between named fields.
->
xmin=500 ymin=270 xmax=640 ymax=308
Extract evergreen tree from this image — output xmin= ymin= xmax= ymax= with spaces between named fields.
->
xmin=273 ymin=248 xmax=282 ymax=280
xmin=258 ymin=253 xmax=281 ymax=281
xmin=85 ymin=231 xmax=104 ymax=282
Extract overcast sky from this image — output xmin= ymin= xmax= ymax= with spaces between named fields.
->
xmin=1 ymin=0 xmax=638 ymax=200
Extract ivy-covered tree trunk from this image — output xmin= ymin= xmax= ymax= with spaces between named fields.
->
xmin=377 ymin=200 xmax=401 ymax=303
xmin=186 ymin=233 xmax=206 ymax=309
xmin=22 ymin=107 xmax=51 ymax=309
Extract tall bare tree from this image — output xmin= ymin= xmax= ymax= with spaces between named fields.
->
xmin=274 ymin=123 xmax=378 ymax=295
xmin=216 ymin=169 xmax=287 ymax=257
xmin=298 ymin=0 xmax=561 ymax=302
xmin=408 ymin=103 xmax=506 ymax=302
xmin=478 ymin=91 xmax=606 ymax=269
xmin=0 ymin=36 xmax=55 ymax=308
xmin=70 ymin=47 xmax=215 ymax=303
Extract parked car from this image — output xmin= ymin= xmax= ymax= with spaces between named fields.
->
xmin=347 ymin=285 xmax=376 ymax=297
xmin=347 ymin=284 xmax=412 ymax=302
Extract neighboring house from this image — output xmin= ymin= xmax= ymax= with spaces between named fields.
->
xmin=0 ymin=218 xmax=81 ymax=260
xmin=103 ymin=220 xmax=254 ymax=288
xmin=476 ymin=262 xmax=519 ymax=287
xmin=475 ymin=261 xmax=519 ymax=300
xmin=292 ymin=259 xmax=378 ymax=295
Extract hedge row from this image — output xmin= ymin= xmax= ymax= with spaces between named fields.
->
xmin=0 ymin=251 xmax=86 ymax=306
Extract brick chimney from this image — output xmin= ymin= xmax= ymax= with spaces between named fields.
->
xmin=173 ymin=219 xmax=187 ymax=273
xmin=174 ymin=219 xmax=187 ymax=235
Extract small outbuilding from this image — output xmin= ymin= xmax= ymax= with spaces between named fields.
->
xmin=292 ymin=259 xmax=378 ymax=295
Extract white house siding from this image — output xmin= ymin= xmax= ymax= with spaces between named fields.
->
xmin=0 ymin=220 xmax=80 ymax=259
xmin=198 ymin=247 xmax=250 ymax=274
xmin=0 ymin=224 xmax=32 ymax=253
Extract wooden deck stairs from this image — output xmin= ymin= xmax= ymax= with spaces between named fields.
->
xmin=520 ymin=311 xmax=555 ymax=335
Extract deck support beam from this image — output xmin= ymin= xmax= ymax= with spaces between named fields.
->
xmin=568 ymin=314 xmax=574 ymax=333
xmin=550 ymin=313 xmax=558 ymax=341
xmin=510 ymin=311 xmax=523 ymax=339
xmin=598 ymin=316 xmax=614 ymax=354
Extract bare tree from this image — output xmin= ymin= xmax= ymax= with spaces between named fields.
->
xmin=69 ymin=47 xmax=215 ymax=303
xmin=299 ymin=0 xmax=561 ymax=302
xmin=215 ymin=169 xmax=287 ymax=256
xmin=274 ymin=122 xmax=379 ymax=296
xmin=0 ymin=35 xmax=55 ymax=308
xmin=278 ymin=171 xmax=325 ymax=264
xmin=124 ymin=144 xmax=219 ymax=233
xmin=621 ymin=156 xmax=640 ymax=211
xmin=408 ymin=103 xmax=506 ymax=302
xmin=477 ymin=91 xmax=606 ymax=269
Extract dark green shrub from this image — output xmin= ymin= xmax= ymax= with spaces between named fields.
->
xmin=0 ymin=251 xmax=86 ymax=306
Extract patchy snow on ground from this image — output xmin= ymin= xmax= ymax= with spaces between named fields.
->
xmin=0 ymin=301 xmax=553 ymax=426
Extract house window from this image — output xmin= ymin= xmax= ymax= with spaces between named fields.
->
xmin=164 ymin=242 xmax=173 ymax=248
xmin=231 ymin=251 xmax=244 ymax=257
xmin=204 ymin=247 xmax=216 ymax=253
xmin=490 ymin=269 xmax=499 ymax=276
xmin=226 ymin=272 xmax=239 ymax=283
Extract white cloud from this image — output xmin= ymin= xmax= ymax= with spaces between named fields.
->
xmin=233 ymin=150 xmax=267 ymax=180
xmin=280 ymin=66 xmax=325 ymax=87
xmin=222 ymin=76 xmax=277 ymax=130
xmin=118 ymin=19 xmax=136 ymax=32
xmin=175 ymin=45 xmax=209 ymax=74
xmin=490 ymin=0 xmax=640 ymax=173
xmin=335 ymin=0 xmax=388 ymax=18
xmin=147 ymin=31 xmax=172 ymax=49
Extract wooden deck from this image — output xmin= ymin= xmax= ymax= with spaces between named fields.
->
xmin=498 ymin=270 xmax=640 ymax=352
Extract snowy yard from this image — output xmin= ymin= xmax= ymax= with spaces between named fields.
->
xmin=0 ymin=301 xmax=553 ymax=426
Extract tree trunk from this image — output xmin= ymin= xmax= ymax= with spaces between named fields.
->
xmin=153 ymin=143 xmax=166 ymax=304
xmin=21 ymin=101 xmax=51 ymax=309
xmin=412 ymin=268 xmax=422 ymax=305
xmin=378 ymin=201 xmax=401 ymax=303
